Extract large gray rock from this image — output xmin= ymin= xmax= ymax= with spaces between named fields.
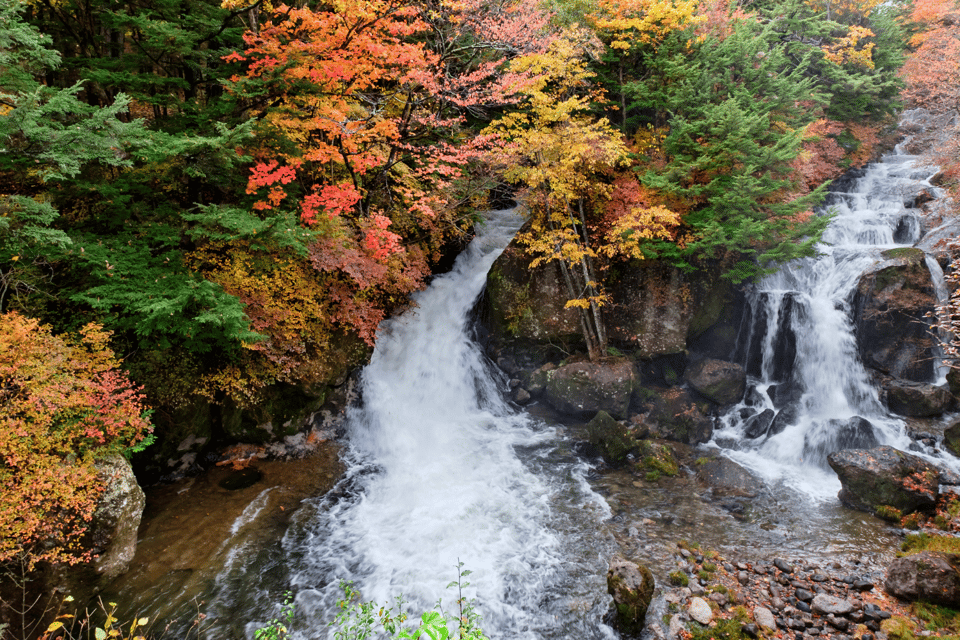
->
xmin=884 ymin=380 xmax=953 ymax=418
xmin=688 ymin=597 xmax=713 ymax=625
xmin=685 ymin=359 xmax=746 ymax=405
xmin=944 ymin=419 xmax=960 ymax=456
xmin=885 ymin=551 xmax=960 ymax=606
xmin=607 ymin=557 xmax=655 ymax=635
xmin=811 ymin=594 xmax=855 ymax=615
xmin=696 ymin=456 xmax=763 ymax=498
xmin=89 ymin=454 xmax=146 ymax=581
xmin=853 ymin=250 xmax=938 ymax=382
xmin=642 ymin=387 xmax=714 ymax=445
xmin=827 ymin=446 xmax=939 ymax=515
xmin=543 ymin=360 xmax=635 ymax=419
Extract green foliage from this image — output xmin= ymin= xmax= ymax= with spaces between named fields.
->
xmin=687 ymin=606 xmax=750 ymax=640
xmin=668 ymin=571 xmax=689 ymax=586
xmin=255 ymin=592 xmax=296 ymax=640
xmin=901 ymin=533 xmax=960 ymax=555
xmin=330 ymin=563 xmax=489 ymax=640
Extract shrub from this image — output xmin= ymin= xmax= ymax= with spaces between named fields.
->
xmin=0 ymin=313 xmax=152 ymax=568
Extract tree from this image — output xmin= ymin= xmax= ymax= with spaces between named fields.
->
xmin=0 ymin=313 xmax=151 ymax=569
xmin=487 ymin=30 xmax=678 ymax=359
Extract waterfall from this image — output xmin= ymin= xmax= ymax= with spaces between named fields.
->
xmin=269 ymin=210 xmax=616 ymax=640
xmin=714 ymin=146 xmax=948 ymax=499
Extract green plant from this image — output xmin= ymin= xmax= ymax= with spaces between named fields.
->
xmin=330 ymin=563 xmax=489 ymax=640
xmin=911 ymin=601 xmax=960 ymax=633
xmin=697 ymin=570 xmax=711 ymax=581
xmin=668 ymin=572 xmax=689 ymax=587
xmin=687 ymin=606 xmax=750 ymax=640
xmin=901 ymin=533 xmax=960 ymax=555
xmin=901 ymin=513 xmax=923 ymax=530
xmin=701 ymin=562 xmax=717 ymax=573
xmin=255 ymin=591 xmax=296 ymax=640
xmin=876 ymin=505 xmax=903 ymax=522
xmin=645 ymin=470 xmax=661 ymax=482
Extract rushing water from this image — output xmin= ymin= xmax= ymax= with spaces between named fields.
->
xmin=712 ymin=140 xmax=957 ymax=499
xmin=264 ymin=210 xmax=617 ymax=640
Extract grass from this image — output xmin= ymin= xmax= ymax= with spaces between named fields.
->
xmin=901 ymin=533 xmax=960 ymax=556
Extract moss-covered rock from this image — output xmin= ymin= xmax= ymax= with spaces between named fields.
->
xmin=827 ymin=446 xmax=939 ymax=516
xmin=542 ymin=359 xmax=636 ymax=419
xmin=607 ymin=557 xmax=655 ymax=636
xmin=587 ymin=411 xmax=635 ymax=466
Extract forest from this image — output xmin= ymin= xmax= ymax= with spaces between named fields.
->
xmin=1 ymin=0 xmax=957 ymax=579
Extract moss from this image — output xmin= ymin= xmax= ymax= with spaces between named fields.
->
xmin=912 ymin=601 xmax=960 ymax=633
xmin=641 ymin=443 xmax=679 ymax=478
xmin=882 ymin=615 xmax=918 ymax=640
xmin=881 ymin=247 xmax=925 ymax=264
xmin=701 ymin=562 xmax=717 ymax=573
xmin=669 ymin=571 xmax=689 ymax=587
xmin=876 ymin=504 xmax=904 ymax=522
xmin=695 ymin=457 xmax=710 ymax=466
xmin=697 ymin=570 xmax=711 ymax=581
xmin=902 ymin=513 xmax=924 ymax=530
xmin=902 ymin=533 xmax=960 ymax=555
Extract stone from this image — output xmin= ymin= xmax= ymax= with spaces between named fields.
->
xmin=607 ymin=557 xmax=655 ymax=635
xmin=884 ymin=381 xmax=953 ymax=418
xmin=586 ymin=411 xmax=635 ymax=467
xmin=668 ymin=615 xmax=685 ymax=640
xmin=827 ymin=446 xmax=939 ymax=515
xmin=88 ymin=454 xmax=146 ymax=581
xmin=744 ymin=409 xmax=775 ymax=439
xmin=543 ymin=359 xmax=636 ymax=419
xmin=885 ymin=552 xmax=960 ymax=606
xmin=812 ymin=594 xmax=855 ymax=616
xmin=796 ymin=588 xmax=814 ymax=602
xmin=643 ymin=387 xmax=714 ymax=445
xmin=696 ymin=456 xmax=763 ymax=498
xmin=801 ymin=417 xmax=879 ymax=464
xmin=774 ymin=558 xmax=795 ymax=573
xmin=688 ymin=597 xmax=713 ymax=625
xmin=853 ymin=251 xmax=939 ymax=382
xmin=513 ymin=387 xmax=531 ymax=404
xmin=754 ymin=606 xmax=777 ymax=632
xmin=685 ymin=358 xmax=747 ymax=405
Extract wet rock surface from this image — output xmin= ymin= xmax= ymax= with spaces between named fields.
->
xmin=885 ymin=551 xmax=960 ymax=606
xmin=607 ymin=556 xmax=655 ymax=635
xmin=685 ymin=359 xmax=747 ymax=406
xmin=542 ymin=359 xmax=636 ymax=419
xmin=827 ymin=446 xmax=939 ymax=515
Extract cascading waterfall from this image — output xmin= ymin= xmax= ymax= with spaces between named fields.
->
xmin=714 ymin=139 xmax=951 ymax=499
xmin=265 ymin=210 xmax=616 ymax=640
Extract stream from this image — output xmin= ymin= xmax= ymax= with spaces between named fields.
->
xmin=108 ymin=116 xmax=960 ymax=639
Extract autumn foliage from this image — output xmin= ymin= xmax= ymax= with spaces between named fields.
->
xmin=0 ymin=313 xmax=151 ymax=568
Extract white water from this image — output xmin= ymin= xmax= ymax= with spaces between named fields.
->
xmin=277 ymin=210 xmax=616 ymax=639
xmin=714 ymin=146 xmax=954 ymax=499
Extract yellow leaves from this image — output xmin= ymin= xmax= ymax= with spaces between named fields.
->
xmin=823 ymin=25 xmax=875 ymax=70
xmin=601 ymin=204 xmax=680 ymax=260
xmin=587 ymin=0 xmax=702 ymax=51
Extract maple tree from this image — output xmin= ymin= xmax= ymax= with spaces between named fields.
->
xmin=0 ymin=313 xmax=152 ymax=569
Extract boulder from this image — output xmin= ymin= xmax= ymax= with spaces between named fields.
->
xmin=827 ymin=446 xmax=939 ymax=515
xmin=811 ymin=594 xmax=855 ymax=616
xmin=543 ymin=359 xmax=636 ymax=419
xmin=587 ymin=411 xmax=635 ymax=467
xmin=885 ymin=551 xmax=960 ymax=606
xmin=642 ymin=387 xmax=714 ymax=445
xmin=685 ymin=359 xmax=746 ymax=405
xmin=801 ymin=416 xmax=879 ymax=464
xmin=884 ymin=380 xmax=953 ymax=418
xmin=853 ymin=250 xmax=938 ymax=382
xmin=485 ymin=243 xmax=581 ymax=343
xmin=743 ymin=409 xmax=775 ymax=439
xmin=88 ymin=454 xmax=146 ymax=581
xmin=607 ymin=557 xmax=655 ymax=635
xmin=696 ymin=456 xmax=763 ymax=498
xmin=753 ymin=606 xmax=777 ymax=633
xmin=944 ymin=419 xmax=960 ymax=456
xmin=768 ymin=402 xmax=801 ymax=438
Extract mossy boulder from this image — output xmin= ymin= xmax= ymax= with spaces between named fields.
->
xmin=685 ymin=358 xmax=746 ymax=405
xmin=883 ymin=380 xmax=954 ymax=418
xmin=221 ymin=382 xmax=327 ymax=444
xmin=696 ymin=456 xmax=763 ymax=498
xmin=542 ymin=359 xmax=636 ymax=419
xmin=607 ymin=556 xmax=655 ymax=636
xmin=587 ymin=411 xmax=635 ymax=466
xmin=853 ymin=253 xmax=938 ymax=382
xmin=944 ymin=419 xmax=960 ymax=456
xmin=827 ymin=446 xmax=939 ymax=516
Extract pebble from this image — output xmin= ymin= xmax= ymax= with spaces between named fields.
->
xmin=688 ymin=597 xmax=713 ymax=625
xmin=775 ymin=558 xmax=795 ymax=573
xmin=738 ymin=571 xmax=750 ymax=584
xmin=811 ymin=594 xmax=855 ymax=616
xmin=796 ymin=601 xmax=812 ymax=613
xmin=796 ymin=588 xmax=815 ymax=602
xmin=742 ymin=623 xmax=759 ymax=639
xmin=680 ymin=548 xmax=692 ymax=558
xmin=853 ymin=579 xmax=875 ymax=592
xmin=753 ymin=606 xmax=777 ymax=632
